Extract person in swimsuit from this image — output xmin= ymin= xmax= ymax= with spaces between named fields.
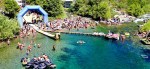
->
xmin=7 ymin=39 xmax=10 ymax=46
xmin=52 ymin=45 xmax=56 ymax=51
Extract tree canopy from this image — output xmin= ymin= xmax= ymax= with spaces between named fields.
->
xmin=140 ymin=20 xmax=150 ymax=32
xmin=0 ymin=14 xmax=19 ymax=40
xmin=0 ymin=0 xmax=5 ymax=10
xmin=26 ymin=0 xmax=65 ymax=17
xmin=69 ymin=0 xmax=111 ymax=20
xmin=4 ymin=0 xmax=20 ymax=18
xmin=70 ymin=0 xmax=150 ymax=19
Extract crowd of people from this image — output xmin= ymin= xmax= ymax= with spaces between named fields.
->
xmin=23 ymin=10 xmax=97 ymax=32
xmin=21 ymin=54 xmax=56 ymax=69
xmin=47 ymin=16 xmax=96 ymax=31
xmin=16 ymin=23 xmax=44 ymax=55
xmin=26 ymin=15 xmax=97 ymax=32
xmin=17 ymin=23 xmax=57 ymax=56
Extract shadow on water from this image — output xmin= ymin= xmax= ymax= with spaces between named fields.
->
xmin=58 ymin=54 xmax=71 ymax=62
xmin=61 ymin=47 xmax=73 ymax=53
xmin=58 ymin=47 xmax=73 ymax=62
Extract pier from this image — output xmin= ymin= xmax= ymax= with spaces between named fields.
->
xmin=61 ymin=32 xmax=104 ymax=36
xmin=55 ymin=31 xmax=120 ymax=40
xmin=29 ymin=24 xmax=60 ymax=40
xmin=55 ymin=31 xmax=106 ymax=37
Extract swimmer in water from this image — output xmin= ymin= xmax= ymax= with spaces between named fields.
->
xmin=52 ymin=45 xmax=56 ymax=51
xmin=37 ymin=44 xmax=41 ymax=48
xmin=27 ymin=45 xmax=32 ymax=52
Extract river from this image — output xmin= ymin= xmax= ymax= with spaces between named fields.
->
xmin=0 ymin=24 xmax=150 ymax=69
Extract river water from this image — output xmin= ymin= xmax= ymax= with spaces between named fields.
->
xmin=0 ymin=27 xmax=150 ymax=69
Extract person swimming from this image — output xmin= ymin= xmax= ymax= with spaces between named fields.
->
xmin=37 ymin=44 xmax=41 ymax=48
xmin=52 ymin=45 xmax=56 ymax=51
xmin=27 ymin=45 xmax=32 ymax=52
xmin=34 ymin=43 xmax=36 ymax=47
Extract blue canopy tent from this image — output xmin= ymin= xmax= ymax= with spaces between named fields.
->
xmin=17 ymin=5 xmax=48 ymax=28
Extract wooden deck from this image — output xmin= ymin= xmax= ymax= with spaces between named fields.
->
xmin=55 ymin=31 xmax=120 ymax=40
xmin=56 ymin=31 xmax=106 ymax=37
xmin=29 ymin=24 xmax=58 ymax=40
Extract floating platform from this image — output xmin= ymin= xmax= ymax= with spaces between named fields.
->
xmin=29 ymin=24 xmax=60 ymax=40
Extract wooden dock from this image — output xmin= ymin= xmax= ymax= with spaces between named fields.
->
xmin=55 ymin=31 xmax=106 ymax=37
xmin=29 ymin=24 xmax=60 ymax=40
xmin=29 ymin=24 xmax=119 ymax=40
xmin=55 ymin=31 xmax=120 ymax=40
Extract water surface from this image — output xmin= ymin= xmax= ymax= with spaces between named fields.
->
xmin=0 ymin=32 xmax=149 ymax=69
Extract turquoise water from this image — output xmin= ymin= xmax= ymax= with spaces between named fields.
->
xmin=0 ymin=33 xmax=150 ymax=69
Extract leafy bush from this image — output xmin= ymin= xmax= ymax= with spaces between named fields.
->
xmin=26 ymin=0 xmax=65 ymax=18
xmin=4 ymin=0 xmax=20 ymax=18
xmin=70 ymin=0 xmax=150 ymax=18
xmin=140 ymin=20 xmax=150 ymax=32
xmin=0 ymin=14 xmax=19 ymax=39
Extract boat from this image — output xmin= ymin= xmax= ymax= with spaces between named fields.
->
xmin=77 ymin=40 xmax=86 ymax=44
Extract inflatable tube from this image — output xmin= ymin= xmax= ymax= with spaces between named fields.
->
xmin=22 ymin=61 xmax=27 ymax=65
xmin=33 ymin=64 xmax=38 ymax=69
xmin=25 ymin=65 xmax=30 ymax=69
xmin=21 ymin=55 xmax=56 ymax=69
xmin=50 ymin=64 xmax=56 ymax=68
xmin=44 ymin=61 xmax=52 ymax=66
xmin=21 ymin=58 xmax=24 ymax=62
xmin=38 ymin=63 xmax=46 ymax=69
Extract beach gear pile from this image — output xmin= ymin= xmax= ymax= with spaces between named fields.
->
xmin=21 ymin=54 xmax=56 ymax=69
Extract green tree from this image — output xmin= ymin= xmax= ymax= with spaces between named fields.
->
xmin=70 ymin=0 xmax=150 ymax=19
xmin=69 ymin=0 xmax=85 ymax=13
xmin=140 ymin=20 xmax=150 ymax=32
xmin=97 ymin=1 xmax=111 ymax=19
xmin=143 ymin=4 xmax=150 ymax=13
xmin=0 ymin=0 xmax=5 ymax=10
xmin=0 ymin=14 xmax=19 ymax=40
xmin=26 ymin=0 xmax=65 ymax=17
xmin=127 ymin=3 xmax=144 ymax=17
xmin=43 ymin=0 xmax=64 ymax=17
xmin=4 ymin=0 xmax=20 ymax=18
